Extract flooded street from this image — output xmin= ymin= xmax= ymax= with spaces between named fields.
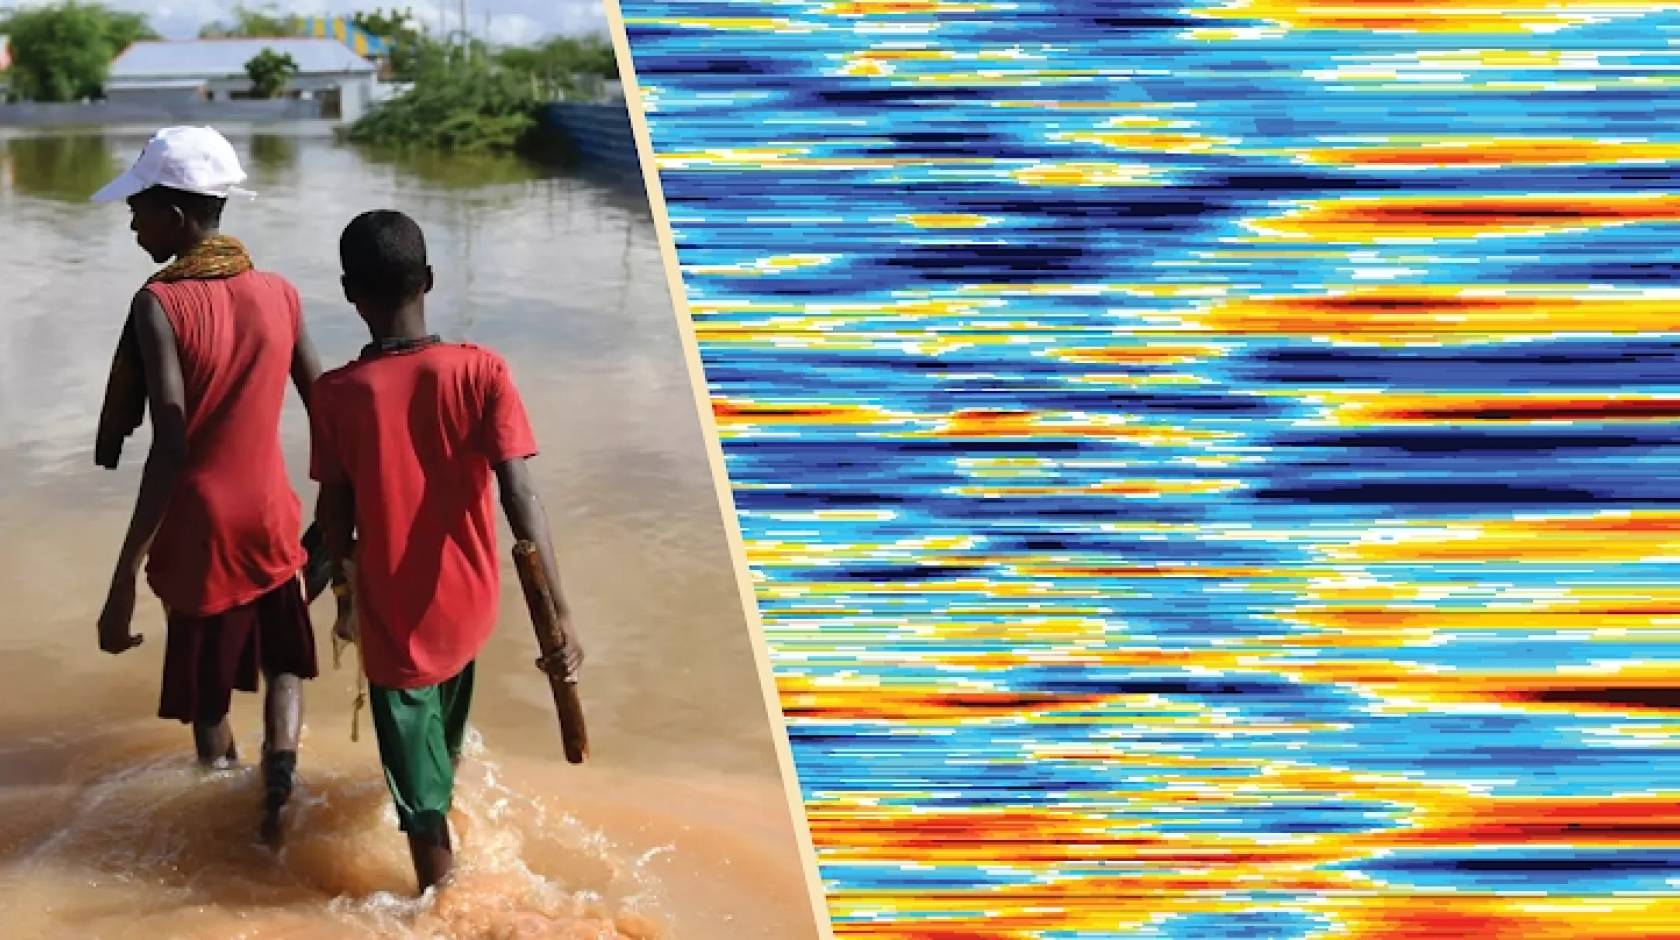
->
xmin=0 ymin=127 xmax=817 ymax=938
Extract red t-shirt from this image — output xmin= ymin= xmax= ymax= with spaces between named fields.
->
xmin=145 ymin=271 xmax=307 ymax=616
xmin=308 ymin=342 xmax=537 ymax=690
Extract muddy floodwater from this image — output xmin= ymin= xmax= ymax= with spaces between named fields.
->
xmin=0 ymin=126 xmax=819 ymax=939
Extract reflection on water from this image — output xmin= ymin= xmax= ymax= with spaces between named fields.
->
xmin=357 ymin=143 xmax=549 ymax=188
xmin=0 ymin=134 xmax=123 ymax=203
xmin=0 ymin=130 xmax=815 ymax=938
xmin=249 ymin=133 xmax=301 ymax=172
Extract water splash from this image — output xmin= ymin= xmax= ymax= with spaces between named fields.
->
xmin=2 ymin=727 xmax=670 ymax=939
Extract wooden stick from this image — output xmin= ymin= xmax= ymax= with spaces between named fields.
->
xmin=511 ymin=541 xmax=588 ymax=764
xmin=330 ymin=626 xmax=365 ymax=743
xmin=350 ymin=631 xmax=367 ymax=744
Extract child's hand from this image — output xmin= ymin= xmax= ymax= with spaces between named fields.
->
xmin=330 ymin=560 xmax=358 ymax=645
xmin=332 ymin=590 xmax=357 ymax=644
xmin=557 ymin=612 xmax=585 ymax=676
xmin=97 ymin=573 xmax=144 ymax=655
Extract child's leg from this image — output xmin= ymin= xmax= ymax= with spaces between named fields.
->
xmin=256 ymin=577 xmax=319 ymax=844
xmin=161 ymin=610 xmax=242 ymax=765
xmin=259 ymin=671 xmax=302 ymax=844
xmin=408 ymin=818 xmax=454 ymax=891
xmin=369 ymin=666 xmax=472 ymax=894
xmin=442 ymin=662 xmax=476 ymax=770
xmin=192 ymin=716 xmax=237 ymax=764
xmin=418 ymin=662 xmax=475 ymax=880
xmin=263 ymin=672 xmax=303 ymax=750
xmin=257 ymin=577 xmax=318 ymax=759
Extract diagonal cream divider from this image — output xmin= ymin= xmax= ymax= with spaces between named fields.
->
xmin=597 ymin=2 xmax=841 ymax=936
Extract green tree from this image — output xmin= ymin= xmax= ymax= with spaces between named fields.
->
xmin=0 ymin=2 xmax=156 ymax=102
xmin=350 ymin=7 xmax=420 ymax=42
xmin=348 ymin=28 xmax=626 ymax=152
xmin=200 ymin=3 xmax=299 ymax=38
xmin=574 ymin=35 xmax=618 ymax=79
xmin=349 ymin=7 xmax=427 ymax=81
xmin=245 ymin=48 xmax=298 ymax=98
xmin=350 ymin=40 xmax=539 ymax=154
xmin=496 ymin=36 xmax=618 ymax=101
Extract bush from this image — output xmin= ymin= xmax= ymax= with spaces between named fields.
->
xmin=496 ymin=35 xmax=618 ymax=101
xmin=245 ymin=48 xmax=298 ymax=99
xmin=2 ymin=2 xmax=155 ymax=102
xmin=351 ymin=8 xmax=426 ymax=82
xmin=349 ymin=41 xmax=539 ymax=154
xmin=200 ymin=3 xmax=299 ymax=39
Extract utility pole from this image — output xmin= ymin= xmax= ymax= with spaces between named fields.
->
xmin=459 ymin=0 xmax=468 ymax=43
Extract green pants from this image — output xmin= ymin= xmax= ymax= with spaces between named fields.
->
xmin=368 ymin=662 xmax=475 ymax=834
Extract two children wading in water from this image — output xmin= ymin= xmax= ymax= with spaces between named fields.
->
xmin=92 ymin=126 xmax=583 ymax=892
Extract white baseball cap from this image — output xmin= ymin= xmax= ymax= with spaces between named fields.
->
xmin=91 ymin=126 xmax=256 ymax=204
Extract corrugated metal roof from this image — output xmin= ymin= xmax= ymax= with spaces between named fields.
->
xmin=111 ymin=39 xmax=376 ymax=80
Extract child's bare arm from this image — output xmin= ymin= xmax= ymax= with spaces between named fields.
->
xmin=495 ymin=458 xmax=583 ymax=674
xmin=97 ymin=291 xmax=188 ymax=654
xmin=315 ymin=482 xmax=355 ymax=564
xmin=315 ymin=481 xmax=357 ymax=641
xmin=291 ymin=320 xmax=323 ymax=411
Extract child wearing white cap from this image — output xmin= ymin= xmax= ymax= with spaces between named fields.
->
xmin=91 ymin=125 xmax=257 ymax=205
xmin=91 ymin=126 xmax=323 ymax=846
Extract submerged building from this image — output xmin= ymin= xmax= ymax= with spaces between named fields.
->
xmin=105 ymin=38 xmax=380 ymax=120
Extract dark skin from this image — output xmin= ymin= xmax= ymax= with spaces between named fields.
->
xmin=96 ymin=190 xmax=323 ymax=828
xmin=316 ymin=269 xmax=582 ymax=894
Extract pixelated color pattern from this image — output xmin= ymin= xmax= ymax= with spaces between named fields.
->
xmin=619 ymin=2 xmax=1680 ymax=936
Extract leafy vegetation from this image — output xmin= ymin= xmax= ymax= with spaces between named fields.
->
xmin=349 ymin=32 xmax=620 ymax=154
xmin=350 ymin=8 xmax=427 ymax=81
xmin=245 ymin=48 xmax=298 ymax=99
xmin=496 ymin=34 xmax=618 ymax=100
xmin=348 ymin=40 xmax=538 ymax=154
xmin=0 ymin=2 xmax=155 ymax=102
xmin=0 ymin=1 xmax=621 ymax=158
xmin=199 ymin=3 xmax=299 ymax=39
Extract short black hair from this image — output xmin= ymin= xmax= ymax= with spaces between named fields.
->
xmin=138 ymin=185 xmax=226 ymax=227
xmin=340 ymin=210 xmax=429 ymax=309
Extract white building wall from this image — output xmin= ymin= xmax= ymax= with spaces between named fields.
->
xmin=338 ymin=76 xmax=374 ymax=122
xmin=118 ymin=71 xmax=376 ymax=122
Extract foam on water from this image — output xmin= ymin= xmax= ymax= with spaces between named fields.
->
xmin=0 ymin=727 xmax=670 ymax=939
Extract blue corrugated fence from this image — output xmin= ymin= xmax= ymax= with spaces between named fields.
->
xmin=535 ymin=102 xmax=641 ymax=175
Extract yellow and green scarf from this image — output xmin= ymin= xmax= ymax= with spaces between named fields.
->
xmin=94 ymin=236 xmax=254 ymax=469
xmin=148 ymin=234 xmax=254 ymax=286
